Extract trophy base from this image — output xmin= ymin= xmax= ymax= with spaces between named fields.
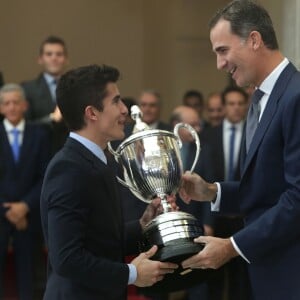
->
xmin=152 ymin=239 xmax=204 ymax=263
xmin=140 ymin=239 xmax=216 ymax=293
xmin=139 ymin=212 xmax=217 ymax=293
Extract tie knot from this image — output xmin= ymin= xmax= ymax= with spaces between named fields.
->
xmin=11 ymin=128 xmax=19 ymax=135
xmin=252 ymin=89 xmax=264 ymax=104
xmin=230 ymin=125 xmax=236 ymax=131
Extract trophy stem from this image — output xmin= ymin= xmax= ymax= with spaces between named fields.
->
xmin=159 ymin=194 xmax=172 ymax=213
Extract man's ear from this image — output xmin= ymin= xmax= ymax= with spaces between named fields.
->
xmin=85 ymin=106 xmax=99 ymax=121
xmin=249 ymin=31 xmax=263 ymax=51
xmin=37 ymin=55 xmax=43 ymax=66
xmin=22 ymin=100 xmax=29 ymax=113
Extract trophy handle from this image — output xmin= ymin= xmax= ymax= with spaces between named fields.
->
xmin=173 ymin=123 xmax=201 ymax=173
xmin=107 ymin=142 xmax=142 ymax=195
xmin=107 ymin=142 xmax=120 ymax=162
xmin=116 ymin=175 xmax=142 ymax=195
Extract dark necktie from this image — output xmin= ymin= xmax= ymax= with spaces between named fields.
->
xmin=246 ymin=89 xmax=264 ymax=152
xmin=228 ymin=125 xmax=236 ymax=180
xmin=11 ymin=128 xmax=20 ymax=162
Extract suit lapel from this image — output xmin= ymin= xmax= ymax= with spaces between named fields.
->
xmin=66 ymin=138 xmax=123 ymax=230
xmin=18 ymin=123 xmax=32 ymax=168
xmin=38 ymin=74 xmax=55 ymax=111
xmin=242 ymin=63 xmax=297 ymax=176
xmin=92 ymin=149 xmax=123 ymax=235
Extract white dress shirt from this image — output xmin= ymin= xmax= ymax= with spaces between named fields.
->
xmin=223 ymin=119 xmax=244 ymax=181
xmin=44 ymin=73 xmax=58 ymax=103
xmin=3 ymin=118 xmax=25 ymax=146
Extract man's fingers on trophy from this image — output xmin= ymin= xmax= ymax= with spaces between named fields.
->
xmin=181 ymin=252 xmax=202 ymax=269
xmin=144 ymin=245 xmax=158 ymax=258
xmin=159 ymin=262 xmax=178 ymax=272
xmin=167 ymin=194 xmax=179 ymax=211
xmin=194 ymin=236 xmax=208 ymax=245
xmin=179 ymin=189 xmax=191 ymax=204
xmin=151 ymin=197 xmax=161 ymax=207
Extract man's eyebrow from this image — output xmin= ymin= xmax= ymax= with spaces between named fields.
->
xmin=214 ymin=46 xmax=227 ymax=52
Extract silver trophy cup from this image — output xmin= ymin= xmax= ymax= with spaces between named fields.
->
xmin=108 ymin=106 xmax=204 ymax=266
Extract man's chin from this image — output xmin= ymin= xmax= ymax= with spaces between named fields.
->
xmin=112 ymin=131 xmax=125 ymax=142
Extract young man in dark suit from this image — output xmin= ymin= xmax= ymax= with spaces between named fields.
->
xmin=180 ymin=1 xmax=300 ymax=299
xmin=22 ymin=35 xmax=69 ymax=155
xmin=40 ymin=64 xmax=178 ymax=300
xmin=0 ymin=84 xmax=50 ymax=300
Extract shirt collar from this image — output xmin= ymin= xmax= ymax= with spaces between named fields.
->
xmin=148 ymin=121 xmax=159 ymax=129
xmin=43 ymin=72 xmax=57 ymax=85
xmin=224 ymin=118 xmax=244 ymax=130
xmin=258 ymin=57 xmax=289 ymax=96
xmin=69 ymin=132 xmax=107 ymax=165
xmin=3 ymin=118 xmax=25 ymax=132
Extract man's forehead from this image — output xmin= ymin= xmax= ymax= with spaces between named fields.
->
xmin=42 ymin=43 xmax=65 ymax=53
xmin=2 ymin=90 xmax=23 ymax=98
xmin=105 ymin=82 xmax=119 ymax=95
xmin=140 ymin=95 xmax=158 ymax=104
xmin=210 ymin=20 xmax=233 ymax=43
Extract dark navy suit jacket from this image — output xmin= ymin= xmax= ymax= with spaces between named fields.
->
xmin=21 ymin=74 xmax=69 ymax=155
xmin=40 ymin=138 xmax=142 ymax=300
xmin=220 ymin=63 xmax=300 ymax=299
xmin=22 ymin=74 xmax=55 ymax=121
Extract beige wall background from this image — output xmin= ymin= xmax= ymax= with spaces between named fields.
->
xmin=0 ymin=0 xmax=283 ymax=121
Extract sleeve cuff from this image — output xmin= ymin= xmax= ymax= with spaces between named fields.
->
xmin=127 ymin=263 xmax=137 ymax=285
xmin=211 ymin=182 xmax=221 ymax=211
xmin=230 ymin=237 xmax=250 ymax=264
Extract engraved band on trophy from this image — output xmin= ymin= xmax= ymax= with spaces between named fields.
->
xmin=108 ymin=105 xmax=204 ymax=266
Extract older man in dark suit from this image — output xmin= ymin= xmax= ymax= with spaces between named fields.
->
xmin=40 ymin=64 xmax=177 ymax=300
xmin=180 ymin=1 xmax=300 ymax=300
xmin=0 ymin=83 xmax=50 ymax=300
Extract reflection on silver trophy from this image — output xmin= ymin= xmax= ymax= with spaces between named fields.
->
xmin=108 ymin=105 xmax=204 ymax=268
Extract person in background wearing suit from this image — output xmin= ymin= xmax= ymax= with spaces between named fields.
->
xmin=21 ymin=35 xmax=69 ymax=298
xmin=202 ymin=86 xmax=248 ymax=183
xmin=22 ymin=35 xmax=69 ymax=155
xmin=201 ymin=86 xmax=249 ymax=300
xmin=40 ymin=64 xmax=178 ymax=300
xmin=180 ymin=1 xmax=300 ymax=299
xmin=0 ymin=84 xmax=50 ymax=300
xmin=137 ymin=89 xmax=171 ymax=131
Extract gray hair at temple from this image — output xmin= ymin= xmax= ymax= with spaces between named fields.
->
xmin=209 ymin=0 xmax=279 ymax=50
xmin=0 ymin=83 xmax=26 ymax=103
